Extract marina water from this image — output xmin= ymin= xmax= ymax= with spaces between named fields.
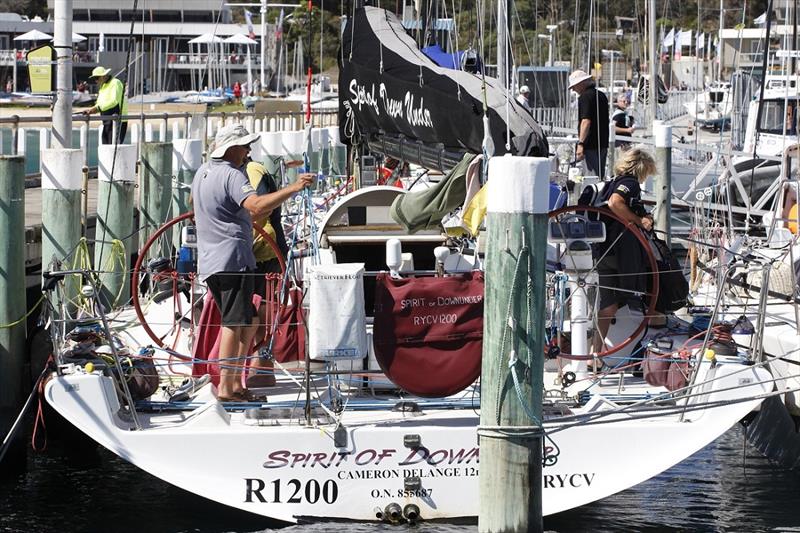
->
xmin=2 ymin=425 xmax=799 ymax=532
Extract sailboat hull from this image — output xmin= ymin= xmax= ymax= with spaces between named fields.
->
xmin=45 ymin=362 xmax=770 ymax=523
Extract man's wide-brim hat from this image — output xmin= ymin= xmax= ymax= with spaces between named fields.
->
xmin=568 ymin=69 xmax=593 ymax=89
xmin=210 ymin=123 xmax=260 ymax=159
xmin=89 ymin=66 xmax=111 ymax=78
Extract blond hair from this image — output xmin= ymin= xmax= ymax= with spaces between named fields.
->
xmin=613 ymin=147 xmax=656 ymax=181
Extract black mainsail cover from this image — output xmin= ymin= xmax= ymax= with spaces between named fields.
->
xmin=338 ymin=7 xmax=549 ymax=158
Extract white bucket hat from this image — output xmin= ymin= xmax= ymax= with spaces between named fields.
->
xmin=519 ymin=85 xmax=530 ymax=94
xmin=568 ymin=69 xmax=593 ymax=89
xmin=210 ymin=123 xmax=260 ymax=159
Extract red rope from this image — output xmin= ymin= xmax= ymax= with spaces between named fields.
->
xmin=31 ymin=356 xmax=54 ymax=452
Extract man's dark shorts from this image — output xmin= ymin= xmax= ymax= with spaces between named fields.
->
xmin=206 ymin=270 xmax=256 ymax=326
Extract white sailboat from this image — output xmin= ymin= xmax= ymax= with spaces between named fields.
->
xmin=42 ymin=181 xmax=773 ymax=523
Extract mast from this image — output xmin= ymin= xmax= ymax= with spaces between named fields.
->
xmin=53 ymin=0 xmax=73 ymax=149
xmin=261 ymin=0 xmax=267 ymax=91
xmin=717 ymin=0 xmax=723 ymax=81
xmin=648 ymin=0 xmax=657 ymax=129
xmin=497 ymin=0 xmax=512 ymax=90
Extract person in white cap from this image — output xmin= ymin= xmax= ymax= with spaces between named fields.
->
xmin=81 ymin=66 xmax=128 ymax=144
xmin=516 ymin=85 xmax=532 ymax=112
xmin=568 ymin=69 xmax=609 ymax=179
xmin=191 ymin=124 xmax=314 ymax=401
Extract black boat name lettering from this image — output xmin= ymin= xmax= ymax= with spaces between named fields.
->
xmin=542 ymin=473 xmax=595 ymax=489
xmin=244 ymin=478 xmax=338 ymax=505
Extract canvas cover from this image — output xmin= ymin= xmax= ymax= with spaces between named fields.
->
xmin=308 ymin=263 xmax=368 ymax=360
xmin=338 ymin=6 xmax=548 ymax=157
xmin=390 ymin=152 xmax=475 ymax=233
xmin=372 ymin=272 xmax=484 ymax=397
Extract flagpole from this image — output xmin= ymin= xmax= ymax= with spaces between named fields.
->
xmin=649 ymin=0 xmax=657 ymax=130
xmin=261 ymin=0 xmax=267 ymax=91
xmin=718 ymin=0 xmax=724 ymax=81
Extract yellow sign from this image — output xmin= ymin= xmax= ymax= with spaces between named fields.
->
xmin=26 ymin=45 xmax=54 ymax=94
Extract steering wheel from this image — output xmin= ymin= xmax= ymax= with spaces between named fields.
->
xmin=546 ymin=205 xmax=659 ymax=361
xmin=132 ymin=212 xmax=286 ymax=353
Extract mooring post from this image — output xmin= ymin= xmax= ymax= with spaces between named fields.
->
xmin=139 ymin=142 xmax=174 ymax=260
xmin=0 ymin=156 xmax=26 ymax=449
xmin=41 ymin=148 xmax=83 ymax=298
xmin=654 ymin=122 xmax=672 ymax=247
xmin=94 ymin=144 xmax=137 ymax=307
xmin=171 ymin=138 xmax=202 ymax=248
xmin=479 ymin=156 xmax=549 ymax=533
xmin=329 ymin=127 xmax=347 ymax=178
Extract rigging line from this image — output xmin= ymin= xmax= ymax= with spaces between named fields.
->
xmin=511 ymin=0 xmax=533 ymax=67
xmin=547 ymin=365 xmax=794 ymax=429
xmin=571 ymin=0 xmax=579 ymax=69
xmin=94 ymin=0 xmax=140 ymax=290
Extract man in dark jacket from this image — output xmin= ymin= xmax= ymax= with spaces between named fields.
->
xmin=569 ymin=70 xmax=609 ymax=179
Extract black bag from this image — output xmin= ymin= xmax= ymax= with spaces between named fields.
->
xmin=648 ymin=234 xmax=689 ymax=312
xmin=126 ymin=355 xmax=160 ymax=400
xmin=576 ymin=180 xmax=609 ymax=221
xmin=111 ymin=351 xmax=160 ymax=401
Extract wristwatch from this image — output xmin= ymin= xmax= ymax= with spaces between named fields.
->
xmin=576 ymin=141 xmax=584 ymax=146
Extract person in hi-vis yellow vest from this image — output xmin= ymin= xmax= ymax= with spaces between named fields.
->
xmin=82 ymin=66 xmax=128 ymax=144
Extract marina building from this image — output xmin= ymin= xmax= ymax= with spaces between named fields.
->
xmin=1 ymin=1 xmax=275 ymax=93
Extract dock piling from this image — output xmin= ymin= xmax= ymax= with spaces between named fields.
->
xmin=41 ymin=148 xmax=83 ymax=282
xmin=654 ymin=123 xmax=672 ymax=246
xmin=139 ymin=142 xmax=174 ymax=260
xmin=171 ymin=138 xmax=202 ymax=248
xmin=95 ymin=144 xmax=137 ymax=307
xmin=0 ymin=156 xmax=27 ymax=452
xmin=479 ymin=156 xmax=548 ymax=533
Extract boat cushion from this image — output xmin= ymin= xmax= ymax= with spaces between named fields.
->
xmin=372 ymin=271 xmax=483 ymax=397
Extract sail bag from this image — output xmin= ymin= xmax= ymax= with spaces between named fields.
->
xmin=372 ymin=272 xmax=484 ymax=397
xmin=308 ymin=263 xmax=368 ymax=360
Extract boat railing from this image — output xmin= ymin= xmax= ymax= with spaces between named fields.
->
xmin=531 ymin=106 xmax=576 ymax=131
xmin=164 ymin=52 xmax=262 ymax=67
xmin=0 ymin=49 xmax=20 ymax=66
xmin=0 ymin=108 xmax=339 ymax=181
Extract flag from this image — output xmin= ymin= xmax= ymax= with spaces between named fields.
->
xmin=678 ymin=30 xmax=692 ymax=47
xmin=98 ymin=32 xmax=105 ymax=52
xmin=697 ymin=31 xmax=705 ymax=51
xmin=245 ymin=10 xmax=256 ymax=39
xmin=754 ymin=11 xmax=767 ymax=25
xmin=275 ymin=8 xmax=285 ymax=40
xmin=662 ymin=28 xmax=675 ymax=49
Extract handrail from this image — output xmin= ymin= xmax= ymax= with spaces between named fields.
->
xmin=0 ymin=108 xmax=339 ymax=126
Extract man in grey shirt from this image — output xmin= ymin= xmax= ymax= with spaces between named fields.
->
xmin=192 ymin=124 xmax=313 ymax=401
